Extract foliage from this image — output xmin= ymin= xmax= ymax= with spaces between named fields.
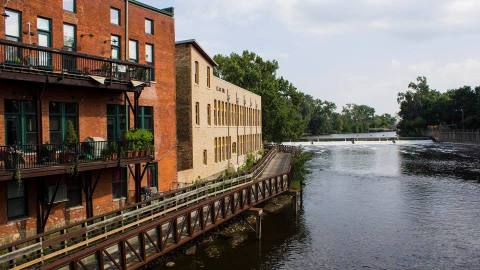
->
xmin=214 ymin=51 xmax=396 ymax=141
xmin=101 ymin=142 xmax=118 ymax=159
xmin=237 ymin=152 xmax=256 ymax=174
xmin=65 ymin=120 xmax=78 ymax=146
xmin=290 ymin=149 xmax=313 ymax=190
xmin=125 ymin=129 xmax=153 ymax=151
xmin=397 ymin=76 xmax=480 ymax=136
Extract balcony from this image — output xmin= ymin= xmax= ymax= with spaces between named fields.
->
xmin=0 ymin=141 xmax=154 ymax=180
xmin=0 ymin=39 xmax=153 ymax=92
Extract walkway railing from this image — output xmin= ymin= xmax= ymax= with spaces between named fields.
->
xmin=0 ymin=141 xmax=154 ymax=171
xmin=438 ymin=130 xmax=480 ymax=145
xmin=0 ymin=146 xmax=284 ymax=269
xmin=0 ymin=39 xmax=153 ymax=83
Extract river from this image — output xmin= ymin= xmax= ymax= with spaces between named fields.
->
xmin=156 ymin=141 xmax=480 ymax=269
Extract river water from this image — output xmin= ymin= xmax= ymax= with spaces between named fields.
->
xmin=157 ymin=141 xmax=480 ymax=270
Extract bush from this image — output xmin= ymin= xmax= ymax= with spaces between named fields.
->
xmin=65 ymin=120 xmax=78 ymax=146
xmin=125 ymin=129 xmax=153 ymax=151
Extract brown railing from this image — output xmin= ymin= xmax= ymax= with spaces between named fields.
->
xmin=0 ymin=146 xmax=294 ymax=269
xmin=0 ymin=39 xmax=153 ymax=83
xmin=0 ymin=141 xmax=154 ymax=171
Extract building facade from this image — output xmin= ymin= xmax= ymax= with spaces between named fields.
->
xmin=0 ymin=0 xmax=176 ymax=243
xmin=176 ymin=40 xmax=262 ymax=185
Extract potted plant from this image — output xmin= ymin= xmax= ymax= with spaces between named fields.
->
xmin=63 ymin=120 xmax=79 ymax=163
xmin=125 ymin=129 xmax=153 ymax=158
xmin=5 ymin=146 xmax=25 ymax=170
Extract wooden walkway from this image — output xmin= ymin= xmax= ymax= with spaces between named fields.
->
xmin=259 ymin=152 xmax=292 ymax=179
xmin=0 ymin=146 xmax=297 ymax=270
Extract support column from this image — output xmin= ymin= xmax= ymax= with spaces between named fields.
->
xmin=248 ymin=208 xmax=263 ymax=240
xmin=36 ymin=180 xmax=45 ymax=234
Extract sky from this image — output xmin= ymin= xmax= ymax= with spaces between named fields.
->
xmin=145 ymin=0 xmax=480 ymax=115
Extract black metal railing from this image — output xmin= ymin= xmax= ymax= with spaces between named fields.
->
xmin=0 ymin=141 xmax=154 ymax=171
xmin=0 ymin=39 xmax=153 ymax=83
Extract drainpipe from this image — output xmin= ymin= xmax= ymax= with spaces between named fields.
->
xmin=125 ymin=0 xmax=129 ymax=61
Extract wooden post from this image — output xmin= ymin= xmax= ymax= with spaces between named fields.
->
xmin=248 ymin=208 xmax=263 ymax=240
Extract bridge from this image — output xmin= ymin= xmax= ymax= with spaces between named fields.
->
xmin=0 ymin=145 xmax=296 ymax=270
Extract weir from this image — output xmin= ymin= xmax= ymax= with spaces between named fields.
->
xmin=0 ymin=146 xmax=296 ymax=270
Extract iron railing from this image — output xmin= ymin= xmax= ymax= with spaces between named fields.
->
xmin=0 ymin=141 xmax=154 ymax=171
xmin=0 ymin=39 xmax=153 ymax=83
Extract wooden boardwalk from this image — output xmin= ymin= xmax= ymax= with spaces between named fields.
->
xmin=0 ymin=146 xmax=297 ymax=270
xmin=259 ymin=152 xmax=292 ymax=179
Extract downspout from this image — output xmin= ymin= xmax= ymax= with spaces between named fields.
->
xmin=125 ymin=0 xmax=129 ymax=61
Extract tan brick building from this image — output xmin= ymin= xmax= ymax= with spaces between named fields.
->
xmin=176 ymin=40 xmax=262 ymax=185
xmin=0 ymin=0 xmax=176 ymax=243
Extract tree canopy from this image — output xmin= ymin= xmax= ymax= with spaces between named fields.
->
xmin=397 ymin=76 xmax=480 ymax=136
xmin=214 ymin=51 xmax=396 ymax=142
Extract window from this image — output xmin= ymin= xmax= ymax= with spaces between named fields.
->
xmin=63 ymin=24 xmax=76 ymax=51
xmin=137 ymin=106 xmax=154 ymax=135
xmin=37 ymin=17 xmax=51 ymax=47
xmin=49 ymin=102 xmax=78 ymax=144
xmin=67 ymin=177 xmax=82 ymax=208
xmin=194 ymin=61 xmax=199 ymax=84
xmin=232 ymin=142 xmax=237 ymax=154
xmin=63 ymin=0 xmax=76 ymax=12
xmin=46 ymin=182 xmax=68 ymax=203
xmin=129 ymin=40 xmax=138 ymax=62
xmin=112 ymin=168 xmax=128 ymax=199
xmin=207 ymin=104 xmax=211 ymax=126
xmin=145 ymin=44 xmax=153 ymax=64
xmin=146 ymin=163 xmax=158 ymax=189
xmin=203 ymin=150 xmax=207 ymax=165
xmin=7 ymin=181 xmax=27 ymax=220
xmin=145 ymin=19 xmax=153 ymax=34
xmin=110 ymin=8 xmax=120 ymax=25
xmin=111 ymin=35 xmax=121 ymax=60
xmin=214 ymin=101 xmax=217 ymax=126
xmin=5 ymin=9 xmax=21 ymax=41
xmin=207 ymin=66 xmax=211 ymax=88
xmin=195 ymin=102 xmax=200 ymax=125
xmin=214 ymin=138 xmax=218 ymax=163
xmin=107 ymin=104 xmax=128 ymax=142
xmin=5 ymin=100 xmax=38 ymax=146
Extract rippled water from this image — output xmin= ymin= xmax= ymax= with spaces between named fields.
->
xmin=157 ymin=142 xmax=480 ymax=270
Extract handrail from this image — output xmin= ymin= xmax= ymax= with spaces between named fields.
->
xmin=0 ymin=39 xmax=153 ymax=83
xmin=0 ymin=146 xmax=281 ymax=256
xmin=0 ymin=141 xmax=154 ymax=171
xmin=0 ymin=39 xmax=152 ymax=69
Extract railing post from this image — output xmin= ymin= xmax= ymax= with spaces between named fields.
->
xmin=198 ymin=206 xmax=205 ymax=230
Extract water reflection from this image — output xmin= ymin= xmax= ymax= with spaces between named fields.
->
xmin=157 ymin=143 xmax=480 ymax=270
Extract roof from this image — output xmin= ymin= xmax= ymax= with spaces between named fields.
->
xmin=176 ymin=39 xmax=218 ymax=67
xmin=129 ymin=0 xmax=174 ymax=17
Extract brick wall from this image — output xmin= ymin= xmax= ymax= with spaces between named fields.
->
xmin=0 ymin=0 xmax=177 ymax=242
xmin=176 ymin=44 xmax=193 ymax=171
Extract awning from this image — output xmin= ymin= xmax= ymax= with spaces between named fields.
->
xmin=89 ymin=75 xmax=106 ymax=85
xmin=131 ymin=80 xmax=146 ymax=87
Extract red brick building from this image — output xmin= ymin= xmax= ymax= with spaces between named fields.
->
xmin=0 ymin=0 xmax=176 ymax=243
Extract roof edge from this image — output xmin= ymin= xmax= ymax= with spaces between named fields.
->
xmin=129 ymin=1 xmax=174 ymax=17
xmin=176 ymin=39 xmax=218 ymax=67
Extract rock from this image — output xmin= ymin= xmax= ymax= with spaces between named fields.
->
xmin=185 ymin=245 xmax=197 ymax=256
xmin=263 ymin=195 xmax=292 ymax=213
xmin=229 ymin=232 xmax=249 ymax=248
xmin=166 ymin=261 xmax=175 ymax=267
xmin=205 ymin=245 xmax=221 ymax=258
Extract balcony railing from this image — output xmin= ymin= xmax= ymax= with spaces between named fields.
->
xmin=0 ymin=39 xmax=153 ymax=84
xmin=0 ymin=141 xmax=154 ymax=171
